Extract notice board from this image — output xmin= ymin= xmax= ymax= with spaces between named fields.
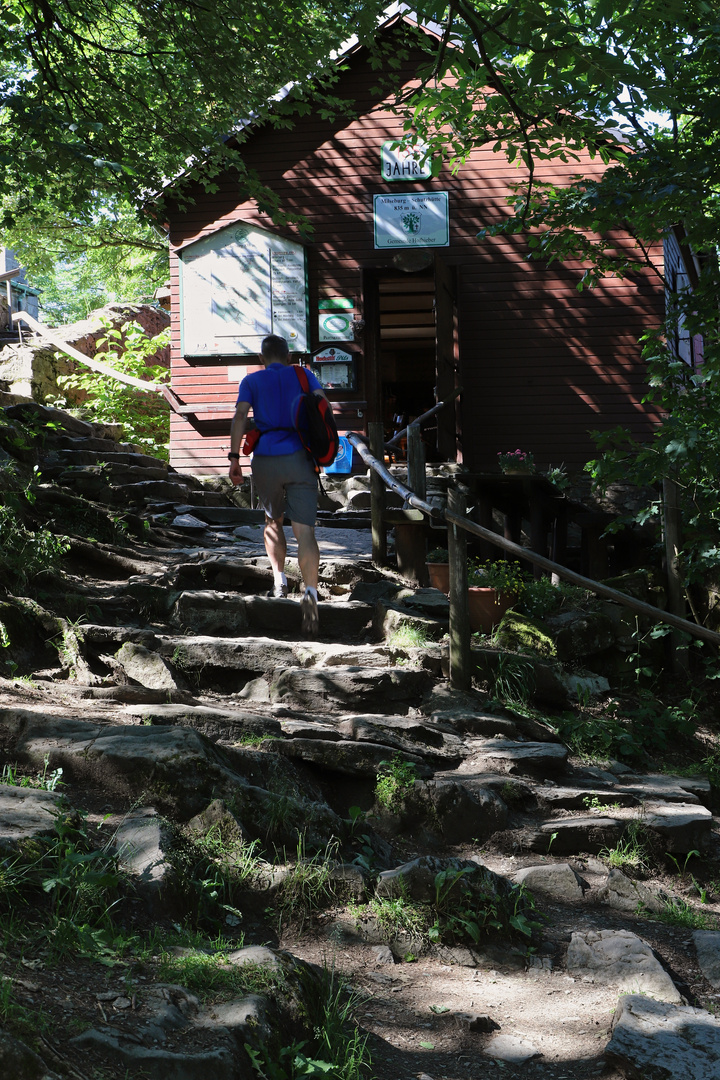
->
xmin=179 ymin=222 xmax=308 ymax=356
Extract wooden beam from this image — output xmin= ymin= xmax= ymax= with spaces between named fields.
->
xmin=448 ymin=484 xmax=471 ymax=690
xmin=445 ymin=508 xmax=720 ymax=648
xmin=368 ymin=421 xmax=386 ymax=566
xmin=407 ymin=422 xmax=426 ymax=502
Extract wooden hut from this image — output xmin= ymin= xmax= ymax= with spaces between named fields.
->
xmin=161 ymin=14 xmax=663 ymax=479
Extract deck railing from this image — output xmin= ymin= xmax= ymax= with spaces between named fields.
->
xmin=345 ymin=431 xmax=720 ymax=690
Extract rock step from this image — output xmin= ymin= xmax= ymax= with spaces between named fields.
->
xmin=46 ymin=433 xmax=135 ymax=453
xmin=171 ymin=592 xmax=374 ymax=639
xmin=525 ymin=803 xmax=713 ymax=856
xmin=45 ymin=448 xmax=171 ymax=469
xmin=76 ymin=592 xmax=377 ymax=639
xmin=57 ymin=463 xmax=170 ymax=483
xmin=79 ymin=628 xmax=436 ymax=707
xmin=81 ymin=625 xmax=407 ymax=664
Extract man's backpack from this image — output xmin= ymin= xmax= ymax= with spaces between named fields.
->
xmin=292 ymin=365 xmax=339 ymax=468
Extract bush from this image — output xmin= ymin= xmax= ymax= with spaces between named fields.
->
xmin=0 ymin=490 xmax=69 ymax=587
xmin=374 ymin=754 xmax=418 ymax=811
xmin=55 ymin=320 xmax=171 ymax=459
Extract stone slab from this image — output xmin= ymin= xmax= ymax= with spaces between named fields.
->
xmin=567 ymin=929 xmax=682 ymax=1002
xmin=456 ymin=739 xmax=568 ymax=777
xmin=606 ymin=993 xmax=720 ymax=1078
xmin=512 ymin=862 xmax=587 ymax=902
xmin=0 ymin=784 xmax=64 ymax=848
xmin=275 ymin=737 xmax=433 ymax=777
xmin=270 ymin=665 xmax=432 ymax=713
xmin=643 ymin=802 xmax=713 ymax=853
xmin=528 ymin=816 xmax=623 ymax=855
xmin=694 ymin=931 xmax=720 ymax=989
xmin=485 ymin=1034 xmax=541 ymax=1063
xmin=597 ymin=868 xmax=667 ymax=914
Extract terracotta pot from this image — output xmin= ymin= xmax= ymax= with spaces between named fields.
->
xmin=427 ymin=562 xmax=450 ymax=594
xmin=468 ymin=586 xmax=515 ymax=633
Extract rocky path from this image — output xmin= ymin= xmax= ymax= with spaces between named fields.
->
xmin=2 ymin=403 xmax=720 ymax=1079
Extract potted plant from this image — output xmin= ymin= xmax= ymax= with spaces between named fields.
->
xmin=426 ymin=546 xmax=450 ymax=594
xmin=497 ymin=449 xmax=535 ymax=475
xmin=546 ymin=463 xmax=570 ymax=492
xmin=467 ymin=559 xmax=527 ymax=633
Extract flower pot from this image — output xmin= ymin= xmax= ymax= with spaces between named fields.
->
xmin=468 ymin=586 xmax=515 ymax=634
xmin=501 ymin=466 xmax=534 ymax=476
xmin=427 ymin=562 xmax=450 ymax=594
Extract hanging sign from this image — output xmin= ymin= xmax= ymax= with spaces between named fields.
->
xmin=373 ymin=193 xmax=449 ymax=249
xmin=318 ymin=297 xmax=354 ymax=310
xmin=381 ymin=140 xmax=433 ymax=182
xmin=318 ymin=311 xmax=354 ymax=342
xmin=309 ymin=347 xmax=356 ymax=390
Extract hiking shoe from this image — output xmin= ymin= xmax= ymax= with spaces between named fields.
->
xmin=267 ymin=583 xmax=288 ymax=599
xmin=301 ymin=590 xmax=319 ymax=637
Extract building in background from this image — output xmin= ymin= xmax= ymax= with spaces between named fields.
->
xmin=0 ymin=248 xmax=40 ymax=324
xmin=159 ymin=14 xmax=663 ymax=478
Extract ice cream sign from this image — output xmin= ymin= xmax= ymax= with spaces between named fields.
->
xmin=373 ymin=193 xmax=449 ymax=249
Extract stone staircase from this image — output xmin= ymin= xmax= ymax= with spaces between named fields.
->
xmin=2 ymin=400 xmax=720 ymax=1079
xmin=5 ymin=399 xmax=714 ymax=863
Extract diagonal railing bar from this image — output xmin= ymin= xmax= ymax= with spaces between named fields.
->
xmin=348 ymin=429 xmax=720 ymax=651
xmin=445 ymin=510 xmax=720 ymax=648
xmin=385 ymin=386 xmax=463 ymax=449
xmin=347 ymin=431 xmax=443 ymax=519
xmin=12 ymin=311 xmax=168 ymax=394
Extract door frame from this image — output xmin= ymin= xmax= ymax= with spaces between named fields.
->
xmin=362 ymin=260 xmax=460 ymax=460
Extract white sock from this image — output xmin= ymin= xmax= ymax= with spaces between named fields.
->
xmin=274 ymin=572 xmax=287 ymax=587
xmin=304 ymin=586 xmax=318 ymax=601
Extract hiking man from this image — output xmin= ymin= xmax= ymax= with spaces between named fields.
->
xmin=228 ymin=334 xmax=326 ymax=636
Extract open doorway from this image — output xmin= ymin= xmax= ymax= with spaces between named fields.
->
xmin=378 ymin=270 xmax=439 ymax=459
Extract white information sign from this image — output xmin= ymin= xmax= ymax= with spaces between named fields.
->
xmin=271 ymin=250 xmax=306 ymax=343
xmin=373 ymin=193 xmax=449 ymax=249
xmin=179 ymin=222 xmax=308 ymax=356
xmin=381 ymin=140 xmax=433 ymax=182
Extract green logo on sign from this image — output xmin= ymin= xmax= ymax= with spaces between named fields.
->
xmin=402 ymin=212 xmax=421 ymax=234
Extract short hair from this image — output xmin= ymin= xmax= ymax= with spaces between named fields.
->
xmin=261 ymin=335 xmax=290 ymax=361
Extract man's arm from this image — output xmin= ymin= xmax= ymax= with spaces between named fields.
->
xmin=228 ymin=400 xmax=250 ymax=486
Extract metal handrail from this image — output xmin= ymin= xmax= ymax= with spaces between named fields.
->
xmin=347 ymin=432 xmax=442 ymax=519
xmin=385 ymin=386 xmax=463 ymax=450
xmin=445 ymin=509 xmax=720 ymax=648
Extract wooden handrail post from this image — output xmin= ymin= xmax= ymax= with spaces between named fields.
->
xmin=368 ymin=421 xmax=386 ymax=566
xmin=663 ymin=477 xmax=689 ymax=673
xmin=407 ymin=422 xmax=426 ymax=501
xmin=448 ymin=484 xmax=471 ymax=691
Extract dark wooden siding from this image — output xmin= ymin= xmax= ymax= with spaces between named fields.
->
xmin=166 ymin=39 xmax=663 ymax=475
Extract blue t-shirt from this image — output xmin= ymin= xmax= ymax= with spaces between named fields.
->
xmin=237 ymin=363 xmax=322 ymax=456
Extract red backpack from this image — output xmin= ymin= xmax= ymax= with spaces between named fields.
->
xmin=292 ymin=365 xmax=340 ymax=468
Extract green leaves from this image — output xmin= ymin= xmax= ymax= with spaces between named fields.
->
xmin=0 ymin=0 xmax=382 ymax=213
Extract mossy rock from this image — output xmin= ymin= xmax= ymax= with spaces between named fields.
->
xmin=494 ymin=611 xmax=556 ymax=657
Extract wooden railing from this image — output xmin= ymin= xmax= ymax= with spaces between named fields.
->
xmin=345 ymin=432 xmax=720 ymax=690
xmin=11 ymin=312 xmax=189 ymax=415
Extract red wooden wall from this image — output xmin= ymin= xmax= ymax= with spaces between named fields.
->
xmin=165 ymin=29 xmax=663 ymax=476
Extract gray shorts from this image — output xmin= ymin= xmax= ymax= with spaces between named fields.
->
xmin=251 ymin=450 xmax=318 ymax=525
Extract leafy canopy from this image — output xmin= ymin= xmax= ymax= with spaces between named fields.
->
xmin=0 ymin=0 xmax=382 ymax=220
